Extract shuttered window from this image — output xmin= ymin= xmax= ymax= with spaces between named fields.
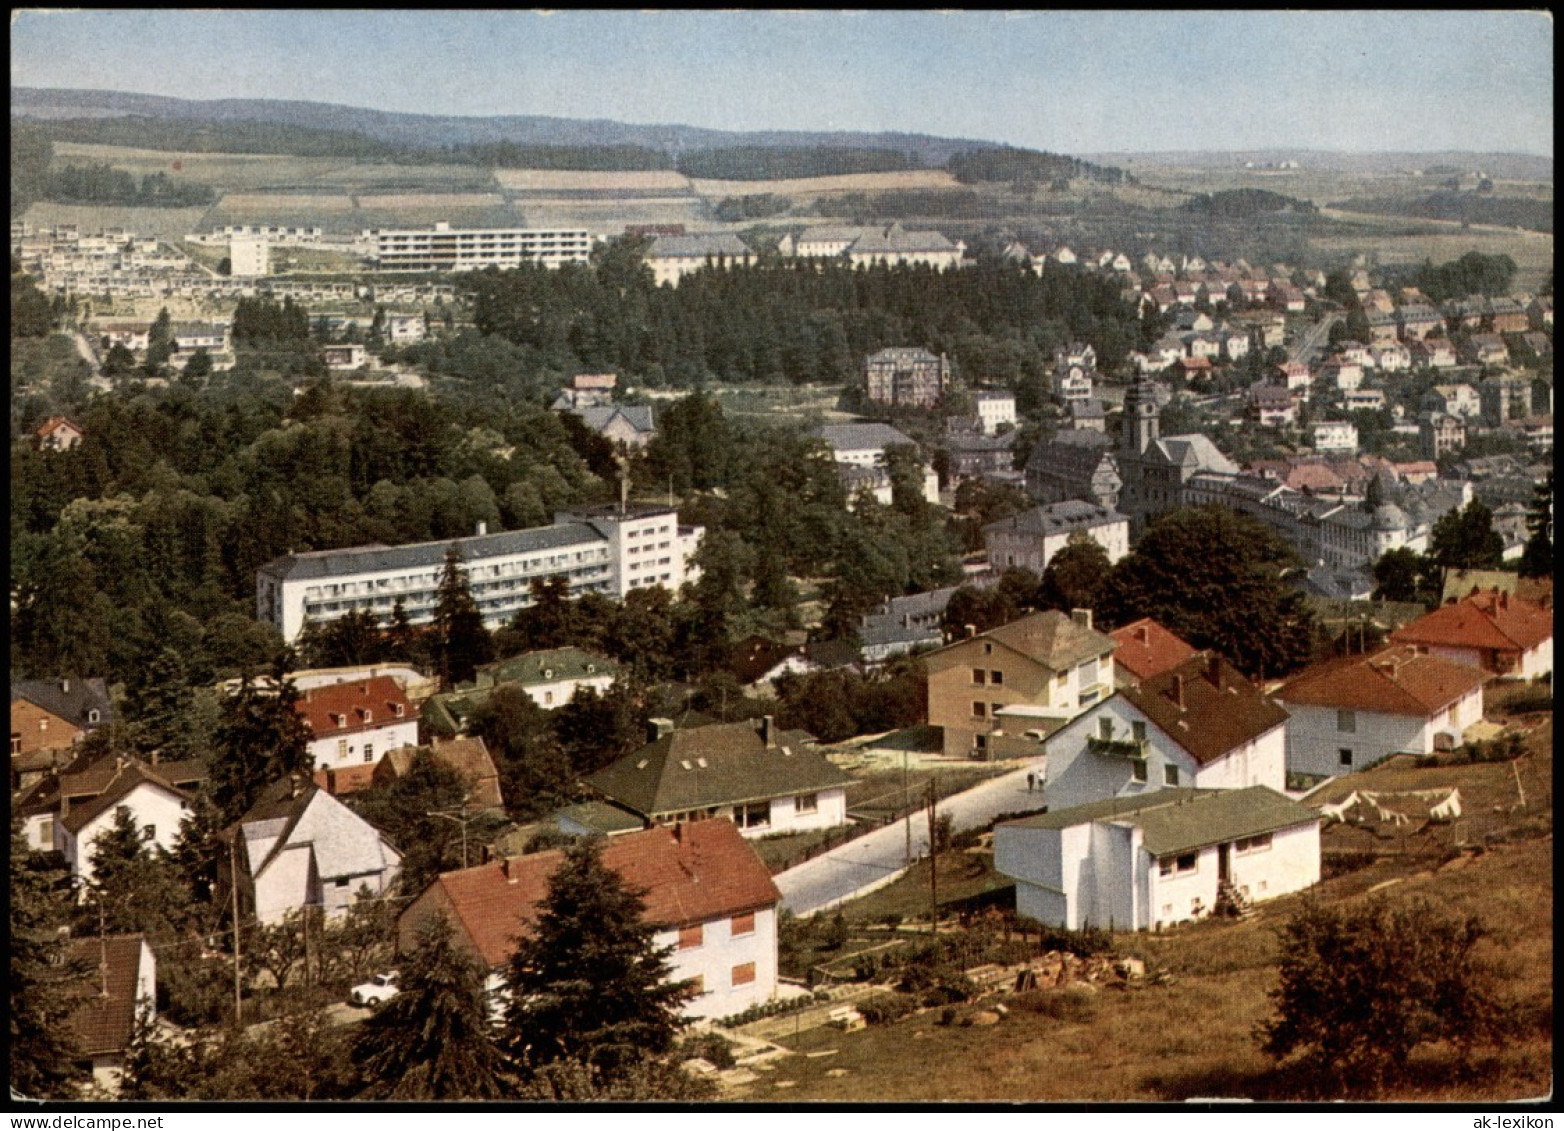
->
xmin=731 ymin=962 xmax=756 ymax=986
xmin=678 ymin=924 xmax=703 ymax=949
xmin=731 ymin=912 xmax=756 ymax=937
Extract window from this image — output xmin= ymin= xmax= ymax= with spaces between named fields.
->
xmin=990 ymin=670 xmax=1003 ymax=686
xmin=337 ymin=739 xmax=349 ymax=759
xmin=983 ymin=643 xmax=993 ymax=655
xmin=972 ymin=668 xmax=987 ymax=685
xmin=731 ymin=962 xmax=756 ymax=987
xmin=1164 ymin=764 xmax=1179 ymax=786
xmin=678 ymin=924 xmax=703 ymax=950
xmin=795 ymin=793 xmax=818 ymax=814
xmin=1337 ymin=709 xmax=1357 ymax=733
xmin=544 ymin=691 xmax=554 ymax=706
xmin=363 ymin=742 xmax=374 ymax=763
xmin=1131 ymin=759 xmax=1148 ymax=783
xmin=974 ymin=734 xmax=988 ymax=753
xmin=731 ymin=912 xmax=756 ymax=937
xmin=1099 ymin=718 xmax=1114 ymax=740
xmin=738 ymin=802 xmax=771 ymax=830
xmin=1236 ymin=833 xmax=1272 ymax=854
xmin=973 ymin=702 xmax=987 ymax=718
xmin=1132 ymin=721 xmax=1147 ymax=743
xmin=335 ymin=878 xmax=350 ymax=888
xmin=1339 ymin=748 xmax=1354 ymax=767
xmin=87 ymin=709 xmax=100 ymax=725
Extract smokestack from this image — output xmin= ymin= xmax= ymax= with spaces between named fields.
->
xmin=760 ymin=715 xmax=775 ymax=748
xmin=1172 ymin=674 xmax=1185 ymax=711
xmin=1071 ymin=608 xmax=1093 ymax=631
xmin=647 ymin=717 xmax=675 ymax=743
xmin=1206 ymin=654 xmax=1222 ymax=689
xmin=476 ymin=520 xmax=487 ymax=537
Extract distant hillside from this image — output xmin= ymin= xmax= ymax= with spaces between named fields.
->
xmin=1329 ymin=191 xmax=1553 ymax=234
xmin=1181 ymin=189 xmax=1317 ymax=218
xmin=1087 ymin=149 xmax=1553 ymax=180
xmin=11 ymin=86 xmax=1005 ymax=166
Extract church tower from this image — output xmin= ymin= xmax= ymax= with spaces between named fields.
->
xmin=1121 ymin=376 xmax=1160 ymax=456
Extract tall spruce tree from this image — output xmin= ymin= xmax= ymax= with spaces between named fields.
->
xmin=1518 ymin=469 xmax=1553 ymax=579
xmin=208 ymin=658 xmax=312 ymax=822
xmin=433 ymin=546 xmax=493 ymax=690
xmin=502 ymin=837 xmax=695 ymax=1083
xmin=352 ymin=913 xmax=507 ymax=1099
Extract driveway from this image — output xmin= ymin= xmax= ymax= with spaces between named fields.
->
xmin=775 ymin=756 xmax=1047 ymax=917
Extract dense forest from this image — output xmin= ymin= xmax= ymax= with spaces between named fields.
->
xmin=35 ymin=162 xmax=217 ymax=208
xmin=947 ymin=146 xmax=1127 ymax=187
xmin=1382 ymin=251 xmax=1519 ymax=303
xmin=1179 ymin=188 xmax=1318 ymax=218
xmin=1329 ymin=192 xmax=1553 ymax=234
xmin=675 ymin=145 xmax=918 ymax=180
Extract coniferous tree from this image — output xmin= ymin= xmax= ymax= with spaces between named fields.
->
xmin=352 ymin=913 xmax=507 ymax=1099
xmin=1427 ymin=500 xmax=1505 ymax=571
xmin=433 ymin=546 xmax=493 ymax=690
xmin=208 ymin=658 xmax=312 ymax=822
xmin=503 ymin=837 xmax=696 ymax=1083
xmin=1518 ymin=469 xmax=1553 ymax=579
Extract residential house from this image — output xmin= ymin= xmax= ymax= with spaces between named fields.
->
xmin=65 ymin=935 xmax=157 ymax=1092
xmin=398 ymin=820 xmax=781 ymax=1019
xmin=728 ymin=635 xmax=806 ymax=692
xmin=570 ymin=404 xmax=656 ymax=450
xmin=995 ymin=786 xmax=1320 ymax=931
xmin=372 ymin=736 xmax=505 ymax=813
xmin=323 ymin=344 xmax=367 ymax=370
xmin=1269 ymin=282 xmax=1306 ymax=313
xmin=384 ymin=313 xmax=426 ymax=345
xmin=1526 ymin=295 xmax=1552 ymax=331
xmin=1311 ymin=421 xmax=1359 ymax=454
xmin=1391 ymin=589 xmax=1552 ymax=680
xmin=645 ymin=233 xmax=754 ymax=287
xmin=1219 ymin=327 xmax=1250 ymax=361
xmin=863 ymin=347 xmax=951 ymax=408
xmin=1040 ymin=652 xmax=1289 ymax=813
xmin=924 ymin=609 xmax=1118 ymax=758
xmin=56 ymin=758 xmax=195 ymax=885
xmin=1487 ymin=297 xmax=1529 ymax=334
xmin=845 ymin=223 xmax=965 ymax=270
xmin=34 ymin=415 xmax=84 ymax=451
xmin=1397 ymin=305 xmax=1444 ymax=341
xmin=1423 ymin=383 xmax=1483 ymax=419
xmin=1343 ymin=388 xmax=1386 ymax=413
xmin=1274 ymin=361 xmax=1312 ymax=395
xmin=1107 ymin=619 xmax=1199 ymax=687
xmin=1462 ymin=333 xmax=1510 ymax=368
xmin=1057 ymin=369 xmax=1094 ymax=404
xmin=1276 ymin=645 xmax=1489 ymax=782
xmin=973 ymin=391 xmax=1017 ymax=435
xmin=1248 ymin=383 xmax=1298 ymax=427
xmin=815 ymin=423 xmax=938 ymax=504
xmin=550 ymin=373 xmax=618 ymax=411
xmin=1419 ymin=411 xmax=1467 ymax=460
xmin=1176 ymin=355 xmax=1214 ymax=382
xmin=296 ymin=676 xmax=419 ymax=775
xmin=858 ymin=586 xmax=960 ymax=662
xmin=586 ymin=717 xmax=850 ymax=837
xmin=11 ymin=675 xmax=115 ymax=786
xmin=14 ymin=753 xmax=205 ymax=853
xmin=1479 ymin=373 xmax=1532 ymax=426
xmin=1070 ymin=399 xmax=1108 ymax=433
xmin=982 ymin=502 xmax=1129 ymax=577
xmin=944 ymin=430 xmax=1018 ymax=484
xmin=224 ymin=776 xmax=402 ymax=925
xmin=1171 ymin=311 xmax=1215 ymax=335
xmin=1319 ymin=358 xmax=1364 ymax=391
xmin=1366 ymin=312 xmax=1402 ymax=346
xmin=1409 ymin=339 xmax=1458 ymax=370
xmin=422 ymin=646 xmax=618 ymax=734
xmin=1510 ymin=331 xmax=1553 ymax=367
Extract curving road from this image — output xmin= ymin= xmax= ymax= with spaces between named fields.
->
xmin=775 ymin=755 xmax=1048 ymax=917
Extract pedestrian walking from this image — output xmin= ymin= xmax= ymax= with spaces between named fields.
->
xmin=1026 ymin=771 xmax=1034 ymax=792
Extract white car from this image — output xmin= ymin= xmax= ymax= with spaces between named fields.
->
xmin=350 ymin=971 xmax=400 ymax=1007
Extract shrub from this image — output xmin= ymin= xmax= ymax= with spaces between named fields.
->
xmin=677 ymin=1032 xmax=737 ymax=1070
xmin=1011 ymin=986 xmax=1098 ymax=1023
xmin=1033 ymin=924 xmax=1114 ymax=958
xmin=856 ymin=993 xmax=918 ymax=1026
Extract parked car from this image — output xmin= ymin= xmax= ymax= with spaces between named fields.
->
xmin=350 ymin=971 xmax=400 ymax=1007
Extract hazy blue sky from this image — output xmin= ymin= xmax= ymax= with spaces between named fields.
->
xmin=10 ymin=10 xmax=1554 ymax=155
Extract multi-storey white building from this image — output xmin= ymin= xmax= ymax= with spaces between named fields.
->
xmin=229 ymin=235 xmax=270 ymax=277
xmin=367 ymin=221 xmax=596 ymax=272
xmin=257 ymin=506 xmax=703 ymax=644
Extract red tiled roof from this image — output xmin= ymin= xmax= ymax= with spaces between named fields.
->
xmin=1120 ymin=653 xmax=1290 ymax=766
xmin=1277 ymin=645 xmax=1488 ymax=717
xmin=66 ymin=935 xmax=148 ymax=1056
xmin=1109 ymin=618 xmax=1199 ymax=683
xmin=295 ymin=676 xmax=417 ymax=737
xmin=34 ymin=415 xmax=82 ymax=438
xmin=410 ymin=820 xmax=781 ymax=969
xmin=312 ymin=763 xmax=380 ymax=796
xmin=375 ymin=738 xmax=504 ymax=810
xmin=1392 ymin=590 xmax=1553 ymax=655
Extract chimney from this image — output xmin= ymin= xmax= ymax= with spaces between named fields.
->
xmin=965 ymin=624 xmax=977 ymax=639
xmin=476 ymin=520 xmax=487 ymax=537
xmin=760 ymin=715 xmax=775 ymax=748
xmin=1136 ymin=624 xmax=1149 ymax=645
xmin=502 ymin=856 xmax=519 ymax=884
xmin=1172 ymin=674 xmax=1185 ymax=711
xmin=1070 ymin=608 xmax=1093 ymax=631
xmin=647 ymin=717 xmax=675 ymax=743
xmin=1206 ymin=654 xmax=1222 ymax=689
xmin=289 ymin=773 xmax=303 ymax=799
xmin=671 ymin=822 xmax=683 ymax=844
xmin=60 ymin=678 xmax=70 ymax=694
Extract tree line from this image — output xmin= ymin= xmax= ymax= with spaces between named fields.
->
xmin=28 ymin=162 xmax=217 ymax=208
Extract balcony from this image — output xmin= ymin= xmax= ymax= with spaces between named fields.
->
xmin=1087 ymin=736 xmax=1149 ymax=760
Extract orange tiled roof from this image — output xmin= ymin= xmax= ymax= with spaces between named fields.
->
xmin=1392 ymin=590 xmax=1552 ymax=655
xmin=1109 ymin=618 xmax=1199 ymax=683
xmin=1277 ymin=645 xmax=1488 ymax=717
xmin=312 ymin=763 xmax=380 ymax=796
xmin=294 ymin=676 xmax=416 ymax=737
xmin=414 ymin=820 xmax=780 ymax=969
xmin=65 ymin=935 xmax=147 ymax=1056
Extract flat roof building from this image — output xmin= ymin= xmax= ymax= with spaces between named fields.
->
xmin=366 ymin=222 xmax=596 ymax=272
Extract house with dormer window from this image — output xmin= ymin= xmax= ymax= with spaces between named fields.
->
xmin=295 ymin=676 xmax=418 ymax=773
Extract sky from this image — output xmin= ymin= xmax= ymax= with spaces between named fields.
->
xmin=9 ymin=10 xmax=1555 ymax=155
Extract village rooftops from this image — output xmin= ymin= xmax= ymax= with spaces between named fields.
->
xmin=929 ymin=609 xmax=1118 ymax=673
xmin=414 ymin=820 xmax=781 ymax=968
xmin=586 ymin=718 xmax=845 ymax=820
xmin=1276 ymin=645 xmax=1489 ymax=717
xmin=999 ymin=785 xmax=1316 ymax=857
xmin=1392 ymin=589 xmax=1552 ymax=654
xmin=1108 ymin=618 xmax=1199 ymax=683
xmin=1118 ymin=653 xmax=1290 ymax=766
xmin=66 ymin=935 xmax=150 ymax=1057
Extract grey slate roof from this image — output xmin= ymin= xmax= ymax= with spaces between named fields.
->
xmin=257 ymin=521 xmax=604 ymax=583
xmin=586 ymin=719 xmax=848 ymax=818
xmin=11 ymin=677 xmax=115 ymax=730
xmin=1154 ymin=434 xmax=1240 ymax=475
xmin=573 ymin=405 xmax=655 ymax=435
xmin=1001 ymin=785 xmax=1317 ymax=856
xmin=473 ymin=647 xmax=618 ymax=690
xmin=553 ymin=800 xmax=647 ymax=835
xmin=648 ymin=233 xmax=752 ymax=259
xmin=815 ymin=423 xmax=917 ymax=453
xmin=984 ymin=500 xmax=1127 ymax=539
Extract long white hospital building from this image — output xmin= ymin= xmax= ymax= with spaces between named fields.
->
xmin=257 ymin=505 xmax=702 ymax=644
xmin=367 ymin=221 xmax=597 ymax=272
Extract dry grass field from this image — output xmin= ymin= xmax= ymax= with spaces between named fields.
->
xmin=218 ymin=192 xmax=356 ymax=213
xmin=494 ymin=168 xmax=693 ymax=192
xmin=21 ymin=202 xmax=213 ymax=242
xmin=1312 ymin=211 xmax=1555 ymax=293
xmin=733 ymin=714 xmax=1553 ymax=1103
xmin=356 ymin=193 xmax=505 ymax=210
xmin=687 ymin=168 xmax=962 ymax=199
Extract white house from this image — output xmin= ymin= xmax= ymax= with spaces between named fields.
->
xmin=995 ymin=786 xmax=1321 ymax=931
xmin=399 ymin=819 xmax=782 ymax=1020
xmin=973 ymin=391 xmax=1017 ymax=435
xmin=1392 ymin=589 xmax=1553 ymax=680
xmin=1372 ymin=343 xmax=1412 ymax=372
xmin=1311 ymin=420 xmax=1359 ymax=454
xmin=983 ymin=501 xmax=1129 ymax=577
xmin=586 ymin=717 xmax=852 ymax=837
xmin=814 ymin=423 xmax=939 ymax=505
xmin=1042 ymin=653 xmax=1289 ymax=813
xmin=56 ymin=761 xmax=194 ymax=886
xmin=66 ymin=934 xmax=157 ymax=1093
xmin=295 ymin=676 xmax=420 ymax=773
xmin=227 ymin=777 xmax=402 ymax=925
xmin=1275 ymin=645 xmax=1489 ymax=782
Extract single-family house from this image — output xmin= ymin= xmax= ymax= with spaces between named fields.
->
xmin=323 ymin=344 xmax=367 ymax=370
xmin=1391 ymin=589 xmax=1552 ymax=680
xmin=586 ymin=717 xmax=850 ymax=837
xmin=372 ymin=736 xmax=505 ymax=813
xmin=1107 ymin=619 xmax=1199 ymax=687
xmin=973 ymin=391 xmax=1017 ymax=435
xmin=1423 ymin=383 xmax=1483 ymax=419
xmin=858 ymin=587 xmax=958 ymax=662
xmin=1397 ymin=305 xmax=1444 ymax=341
xmin=571 ymin=405 xmax=656 ymax=450
xmin=1526 ymin=295 xmax=1553 ymax=331
xmin=56 ymin=759 xmax=195 ymax=885
xmin=550 ymin=373 xmax=618 ymax=411
xmin=33 ymin=415 xmax=85 ymax=451
xmin=1311 ymin=420 xmax=1359 ymax=454
xmin=924 ymin=610 xmax=1119 ymax=758
xmin=1274 ymin=361 xmax=1312 ymax=394
xmin=1366 ymin=312 xmax=1402 ymax=346
xmin=225 ymin=776 xmax=402 ymax=925
xmin=1319 ymin=358 xmax=1363 ymax=391
xmin=815 ymin=423 xmax=939 ymax=504
xmin=983 ymin=502 xmax=1129 ymax=577
xmin=1041 ymin=653 xmax=1288 ymax=812
xmin=1248 ymin=383 xmax=1297 ymax=427
xmin=1342 ymin=388 xmax=1386 ymax=413
xmin=65 ymin=934 xmax=157 ymax=1093
xmin=1371 ymin=342 xmax=1411 ymax=372
xmin=1487 ymin=297 xmax=1529 ymax=334
xmin=296 ymin=676 xmax=419 ymax=774
xmin=1409 ymin=339 xmax=1458 ymax=370
xmin=995 ymin=786 xmax=1320 ymax=931
xmin=398 ymin=819 xmax=781 ymax=1020
xmin=1461 ymin=334 xmax=1510 ymax=368
xmin=1276 ymin=645 xmax=1489 ymax=782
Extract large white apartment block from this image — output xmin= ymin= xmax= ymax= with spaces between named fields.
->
xmin=257 ymin=505 xmax=703 ymax=644
xmin=367 ymin=222 xmax=596 ymax=272
xmin=229 ymin=235 xmax=270 ymax=278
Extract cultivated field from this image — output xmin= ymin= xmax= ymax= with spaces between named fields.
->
xmin=356 ymin=193 xmax=505 ymax=210
xmin=1312 ymin=209 xmax=1555 ymax=292
xmin=218 ymin=193 xmax=356 ymax=213
xmin=21 ymin=202 xmax=213 ymax=242
xmin=494 ymin=168 xmax=693 ymax=192
xmin=688 ymin=169 xmax=963 ymax=199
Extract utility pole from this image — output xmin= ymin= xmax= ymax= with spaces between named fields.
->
xmin=902 ymin=748 xmax=912 ymax=866
xmin=428 ymin=807 xmax=476 ymax=869
xmin=230 ymin=833 xmax=243 ymax=1023
xmin=97 ymin=895 xmax=109 ymax=997
xmin=926 ymin=780 xmax=938 ymax=936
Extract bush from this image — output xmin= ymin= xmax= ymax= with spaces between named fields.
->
xmin=677 ymin=1032 xmax=737 ymax=1070
xmin=1033 ymin=923 xmax=1114 ymax=958
xmin=1323 ymin=851 xmax=1377 ymax=879
xmin=856 ymin=993 xmax=918 ymax=1026
xmin=1011 ymin=986 xmax=1097 ymax=1023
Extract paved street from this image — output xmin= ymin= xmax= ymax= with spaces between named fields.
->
xmin=775 ymin=756 xmax=1048 ymax=917
xmin=1289 ymin=312 xmax=1343 ymax=365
